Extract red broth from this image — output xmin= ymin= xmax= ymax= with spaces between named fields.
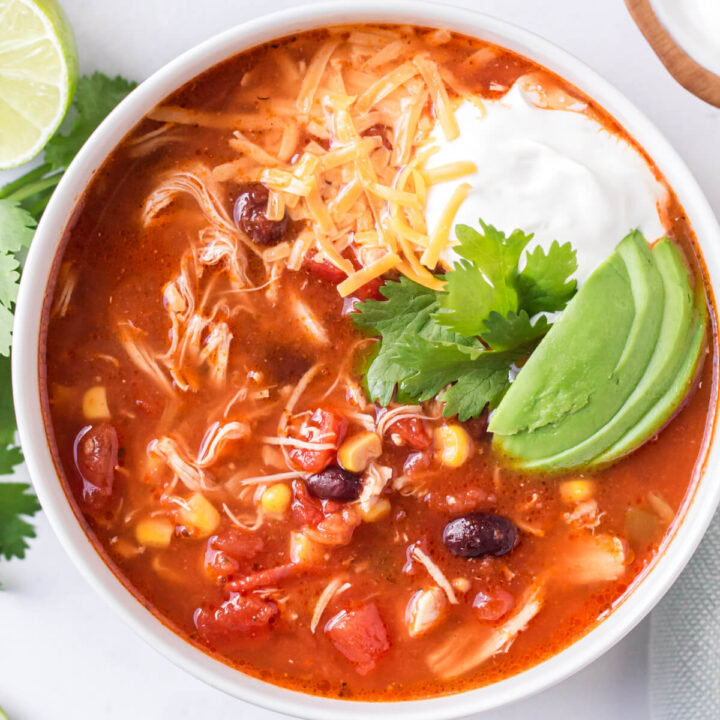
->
xmin=41 ymin=25 xmax=716 ymax=700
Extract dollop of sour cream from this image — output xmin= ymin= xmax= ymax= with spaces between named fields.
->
xmin=425 ymin=84 xmax=668 ymax=284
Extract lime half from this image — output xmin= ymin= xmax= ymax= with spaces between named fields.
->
xmin=0 ymin=0 xmax=78 ymax=169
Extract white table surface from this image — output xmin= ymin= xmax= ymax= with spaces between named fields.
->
xmin=1 ymin=1 xmax=719 ymax=718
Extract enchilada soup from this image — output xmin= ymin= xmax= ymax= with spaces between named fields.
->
xmin=42 ymin=25 xmax=716 ymax=699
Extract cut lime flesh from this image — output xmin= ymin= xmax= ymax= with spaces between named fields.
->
xmin=0 ymin=0 xmax=78 ymax=169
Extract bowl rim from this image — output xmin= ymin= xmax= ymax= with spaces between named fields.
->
xmin=12 ymin=1 xmax=720 ymax=718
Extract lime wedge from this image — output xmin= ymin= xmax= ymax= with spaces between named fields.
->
xmin=0 ymin=0 xmax=78 ymax=169
xmin=0 ymin=706 xmax=8 ymax=720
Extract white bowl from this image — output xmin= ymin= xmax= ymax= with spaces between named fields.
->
xmin=12 ymin=1 xmax=720 ymax=717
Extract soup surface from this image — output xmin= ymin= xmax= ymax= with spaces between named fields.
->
xmin=42 ymin=25 xmax=716 ymax=700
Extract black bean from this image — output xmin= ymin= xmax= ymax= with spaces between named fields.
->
xmin=233 ymin=183 xmax=289 ymax=246
xmin=443 ymin=513 xmax=519 ymax=558
xmin=307 ymin=465 xmax=362 ymax=502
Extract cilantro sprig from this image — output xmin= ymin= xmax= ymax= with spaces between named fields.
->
xmin=0 ymin=73 xmax=136 ymax=475
xmin=353 ymin=221 xmax=578 ymax=420
xmin=0 ymin=482 xmax=41 ymax=562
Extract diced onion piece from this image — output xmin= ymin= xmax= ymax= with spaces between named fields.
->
xmin=337 ymin=252 xmax=400 ymax=297
xmin=135 ymin=517 xmax=174 ymax=548
xmin=413 ymin=55 xmax=459 ymax=141
xmin=424 ymin=161 xmax=478 ymax=186
xmin=82 ymin=386 xmax=111 ymax=420
xmin=296 ymin=39 xmax=341 ymax=113
xmin=421 ymin=182 xmax=471 ymax=268
xmin=177 ymin=493 xmax=221 ymax=538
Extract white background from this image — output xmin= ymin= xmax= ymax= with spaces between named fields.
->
xmin=1 ymin=1 xmax=719 ymax=718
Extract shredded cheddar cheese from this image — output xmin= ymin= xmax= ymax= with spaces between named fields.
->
xmin=421 ymin=182 xmax=472 ymax=269
xmin=338 ymin=252 xmax=401 ymax=297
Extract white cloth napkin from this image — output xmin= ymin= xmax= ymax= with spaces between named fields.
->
xmin=649 ymin=511 xmax=720 ymax=718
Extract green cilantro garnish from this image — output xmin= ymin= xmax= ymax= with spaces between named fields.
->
xmin=44 ymin=73 xmax=138 ymax=171
xmin=0 ymin=73 xmax=136 ymax=477
xmin=0 ymin=482 xmax=41 ymax=561
xmin=353 ymin=220 xmax=578 ymax=419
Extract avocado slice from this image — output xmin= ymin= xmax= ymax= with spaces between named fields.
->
xmin=594 ymin=284 xmax=707 ymax=466
xmin=504 ymin=238 xmax=693 ymax=470
xmin=490 ymin=231 xmax=664 ymax=469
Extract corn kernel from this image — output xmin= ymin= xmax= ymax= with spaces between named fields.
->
xmin=337 ymin=431 xmax=383 ymax=473
xmin=177 ymin=493 xmax=221 ymax=537
xmin=82 ymin=385 xmax=111 ymax=420
xmin=261 ymin=483 xmax=292 ymax=517
xmin=289 ymin=531 xmax=326 ymax=564
xmin=359 ymin=497 xmax=391 ymax=523
xmin=559 ymin=479 xmax=596 ymax=504
xmin=434 ymin=424 xmax=473 ymax=468
xmin=135 ymin=517 xmax=174 ymax=548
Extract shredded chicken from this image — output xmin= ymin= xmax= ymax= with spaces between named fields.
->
xmin=411 ymin=546 xmax=458 ymax=605
xmin=358 ymin=463 xmax=393 ymax=513
xmin=117 ymin=321 xmax=174 ymax=396
xmin=427 ymin=582 xmax=544 ymax=678
xmin=561 ymin=533 xmax=628 ymax=584
xmin=310 ymin=577 xmax=350 ymax=633
xmin=149 ymin=436 xmax=213 ymax=492
xmin=197 ymin=421 xmax=250 ymax=467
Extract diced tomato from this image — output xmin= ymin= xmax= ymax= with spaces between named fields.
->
xmin=390 ymin=417 xmax=432 ymax=450
xmin=425 ymin=486 xmax=494 ymax=513
xmin=204 ymin=529 xmax=264 ymax=584
xmin=74 ymin=423 xmax=118 ymax=509
xmin=304 ymin=254 xmax=348 ymax=284
xmin=305 ymin=253 xmax=386 ymax=301
xmin=288 ymin=407 xmax=347 ymax=473
xmin=291 ymin=479 xmax=325 ymax=526
xmin=194 ymin=593 xmax=278 ymax=645
xmin=353 ymin=276 xmax=385 ymax=302
xmin=472 ymin=588 xmax=515 ymax=623
xmin=227 ymin=562 xmax=316 ymax=593
xmin=325 ymin=603 xmax=391 ymax=675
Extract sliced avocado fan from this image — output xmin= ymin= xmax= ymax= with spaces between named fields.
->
xmin=489 ymin=231 xmax=707 ymax=473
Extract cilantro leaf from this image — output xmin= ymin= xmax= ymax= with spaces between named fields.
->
xmin=0 ymin=355 xmax=22 ymax=475
xmin=353 ymin=220 xmax=578 ymax=419
xmin=44 ymin=73 xmax=137 ymax=170
xmin=480 ymin=310 xmax=550 ymax=352
xmin=353 ymin=277 xmax=477 ymax=405
xmin=391 ymin=335 xmax=518 ymax=421
xmin=0 ymin=482 xmax=40 ymax=561
xmin=517 ymin=240 xmax=578 ymax=314
xmin=434 ymin=221 xmax=533 ymax=335
xmin=0 ymin=201 xmax=37 ymax=355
